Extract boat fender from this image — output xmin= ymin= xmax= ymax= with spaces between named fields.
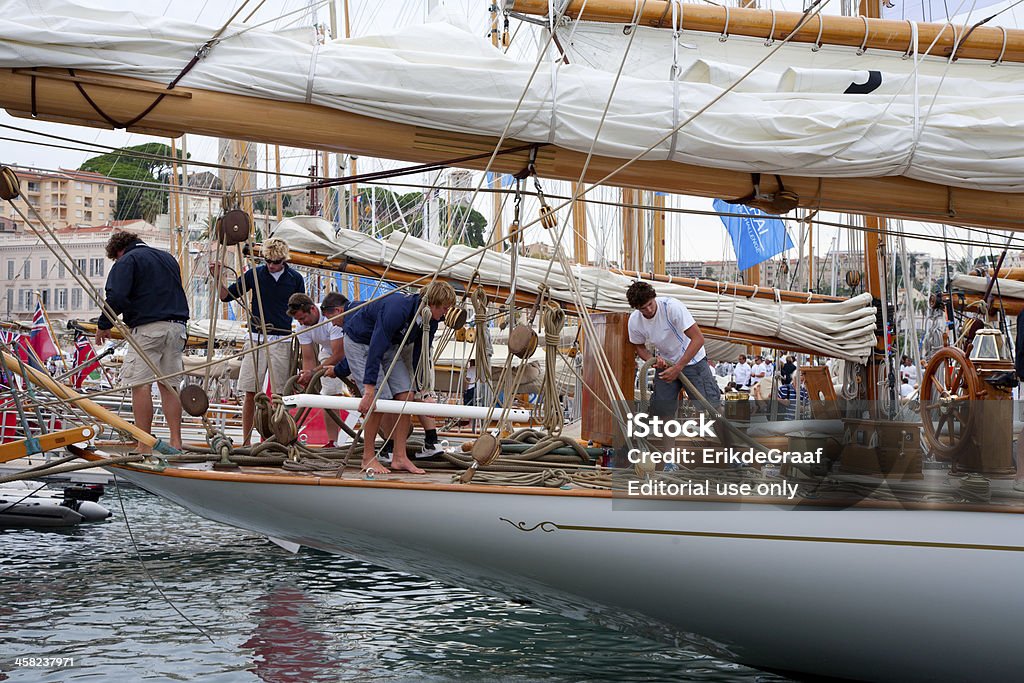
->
xmin=71 ymin=500 xmax=112 ymax=522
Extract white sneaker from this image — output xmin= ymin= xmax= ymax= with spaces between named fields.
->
xmin=415 ymin=443 xmax=444 ymax=459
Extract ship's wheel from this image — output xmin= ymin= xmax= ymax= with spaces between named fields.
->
xmin=919 ymin=347 xmax=981 ymax=459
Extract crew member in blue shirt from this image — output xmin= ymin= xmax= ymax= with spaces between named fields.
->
xmin=342 ymin=281 xmax=456 ymax=474
xmin=96 ymin=230 xmax=189 ymax=451
xmin=210 ymin=236 xmax=305 ymax=446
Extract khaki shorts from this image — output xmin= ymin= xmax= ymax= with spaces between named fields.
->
xmin=121 ymin=320 xmax=186 ymax=389
xmin=237 ymin=335 xmax=295 ymax=394
xmin=345 ymin=339 xmax=413 ymax=400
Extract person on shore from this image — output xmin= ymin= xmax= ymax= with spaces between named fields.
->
xmin=780 ymin=355 xmax=797 ymax=385
xmin=626 ymin=281 xmax=721 ymax=416
xmin=344 ymin=281 xmax=457 ymax=474
xmin=287 ymin=291 xmax=348 ymax=448
xmin=899 ymin=377 xmax=914 ymax=401
xmin=900 ymin=356 xmax=919 ymax=387
xmin=96 ymin=230 xmax=189 ymax=451
xmin=463 ymin=359 xmax=477 ymax=406
xmin=211 ymin=237 xmax=305 ymax=446
xmin=777 ymin=375 xmax=809 ymax=420
xmin=733 ymin=354 xmax=752 ymax=390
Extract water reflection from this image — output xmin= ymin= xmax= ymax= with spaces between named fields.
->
xmin=1 ymin=486 xmax=788 ymax=682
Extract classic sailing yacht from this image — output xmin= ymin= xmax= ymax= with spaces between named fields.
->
xmin=2 ymin=1 xmax=1024 ymax=681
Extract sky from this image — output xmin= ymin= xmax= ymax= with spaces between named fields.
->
xmin=4 ymin=0 xmax=1024 ymax=273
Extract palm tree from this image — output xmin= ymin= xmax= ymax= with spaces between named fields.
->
xmin=139 ymin=190 xmax=164 ymax=225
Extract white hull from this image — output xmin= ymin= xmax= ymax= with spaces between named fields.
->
xmin=108 ymin=464 xmax=1024 ymax=682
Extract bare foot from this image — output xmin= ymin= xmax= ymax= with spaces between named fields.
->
xmin=390 ymin=457 xmax=425 ymax=474
xmin=362 ymin=459 xmax=390 ymax=475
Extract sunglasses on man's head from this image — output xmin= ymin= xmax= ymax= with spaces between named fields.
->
xmin=265 ymin=258 xmax=285 ymax=265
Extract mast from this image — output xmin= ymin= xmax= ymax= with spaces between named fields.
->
xmin=490 ymin=1 xmax=505 ymax=253
xmin=859 ymin=0 xmax=888 ymax=407
xmin=651 ymin=191 xmax=665 ymax=275
xmin=572 ymin=181 xmax=588 ymax=265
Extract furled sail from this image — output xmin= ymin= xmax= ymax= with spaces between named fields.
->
xmin=2 ymin=0 xmax=1024 ymax=194
xmin=273 ymin=216 xmax=878 ymax=363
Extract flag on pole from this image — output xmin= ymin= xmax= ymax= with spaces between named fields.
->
xmin=10 ymin=330 xmax=43 ymax=371
xmin=713 ymin=199 xmax=794 ymax=271
xmin=72 ymin=333 xmax=100 ymax=388
xmin=0 ymin=328 xmax=15 ymax=388
xmin=30 ymin=302 xmax=58 ymax=362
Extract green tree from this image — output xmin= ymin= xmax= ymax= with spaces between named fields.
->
xmin=449 ymin=204 xmax=487 ymax=247
xmin=138 ymin=191 xmax=164 ymax=225
xmin=348 ymin=189 xmax=487 ymax=246
xmin=79 ymin=143 xmax=184 ymax=222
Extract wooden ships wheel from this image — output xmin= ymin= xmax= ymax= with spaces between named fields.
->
xmin=918 ymin=347 xmax=982 ymax=459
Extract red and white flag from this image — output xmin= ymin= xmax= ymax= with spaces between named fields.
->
xmin=72 ymin=333 xmax=100 ymax=388
xmin=30 ymin=302 xmax=58 ymax=362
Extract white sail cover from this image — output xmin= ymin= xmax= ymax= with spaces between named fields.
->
xmin=1 ymin=1 xmax=1024 ymax=191
xmin=273 ymin=216 xmax=877 ymax=362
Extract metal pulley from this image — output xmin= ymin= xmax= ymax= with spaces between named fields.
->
xmin=218 ymin=209 xmax=251 ymax=246
xmin=179 ymin=384 xmax=210 ymax=417
xmin=845 ymin=270 xmax=862 ymax=290
xmin=0 ymin=166 xmax=21 ymax=200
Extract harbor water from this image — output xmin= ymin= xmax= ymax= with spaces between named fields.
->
xmin=1 ymin=485 xmax=791 ymax=682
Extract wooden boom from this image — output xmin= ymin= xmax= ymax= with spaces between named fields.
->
xmin=0 ymin=351 xmax=164 ymax=451
xmin=3 ymin=67 xmax=1024 ymax=230
xmin=507 ymin=0 xmax=1024 ymax=63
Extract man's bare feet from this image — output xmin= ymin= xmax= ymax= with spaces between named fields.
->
xmin=390 ymin=457 xmax=425 ymax=474
xmin=362 ymin=459 xmax=390 ymax=475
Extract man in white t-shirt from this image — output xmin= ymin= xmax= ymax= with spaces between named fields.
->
xmin=733 ymin=354 xmax=752 ymax=389
xmin=899 ymin=377 xmax=914 ymax=400
xmin=626 ymin=281 xmax=721 ymax=414
xmin=899 ymin=356 xmax=919 ymax=387
xmin=287 ymin=291 xmax=348 ymax=447
xmin=751 ymin=357 xmax=768 ymax=382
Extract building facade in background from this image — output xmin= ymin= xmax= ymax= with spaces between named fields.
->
xmin=0 ymin=220 xmax=169 ymax=323
xmin=2 ymin=167 xmax=118 ymax=231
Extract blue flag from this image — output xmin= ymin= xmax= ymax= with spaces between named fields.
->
xmin=485 ymin=172 xmax=516 ymax=188
xmin=713 ymin=199 xmax=794 ymax=271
